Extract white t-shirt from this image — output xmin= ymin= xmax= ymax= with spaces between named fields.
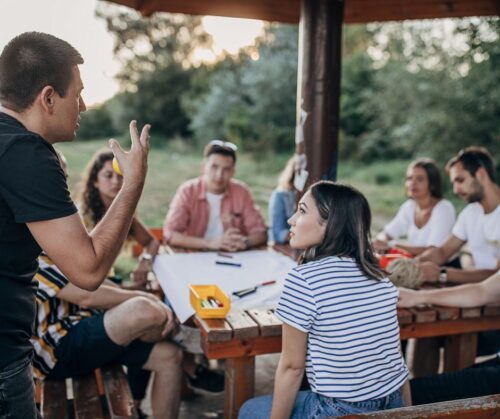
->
xmin=203 ymin=192 xmax=224 ymax=241
xmin=452 ymin=203 xmax=500 ymax=269
xmin=384 ymin=199 xmax=456 ymax=247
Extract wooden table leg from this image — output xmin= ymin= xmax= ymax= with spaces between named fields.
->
xmin=443 ymin=332 xmax=478 ymax=372
xmin=224 ymin=356 xmax=255 ymax=419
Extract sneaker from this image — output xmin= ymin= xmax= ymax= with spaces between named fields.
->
xmin=172 ymin=325 xmax=203 ymax=354
xmin=188 ymin=365 xmax=224 ymax=394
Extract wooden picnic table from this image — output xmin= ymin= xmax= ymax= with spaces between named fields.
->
xmin=153 ymin=242 xmax=500 ymax=419
xmin=194 ymin=304 xmax=500 ymax=419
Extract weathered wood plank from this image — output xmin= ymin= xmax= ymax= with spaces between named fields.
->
xmin=201 ymin=335 xmax=282 ymax=360
xmin=461 ymin=307 xmax=482 ymax=318
xmin=397 ymin=308 xmax=413 ymax=325
xmin=408 ymin=307 xmax=437 ymax=323
xmin=101 ymin=365 xmax=139 ymax=419
xmin=41 ymin=380 xmax=68 ymax=419
xmin=72 ymin=373 xmax=106 ymax=419
xmin=399 ymin=316 xmax=500 ymax=340
xmin=434 ymin=306 xmax=460 ymax=321
xmin=484 ymin=304 xmax=500 ymax=316
xmin=225 ymin=311 xmax=259 ymax=340
xmin=338 ymin=393 xmax=500 ymax=418
xmin=194 ymin=316 xmax=233 ymax=342
xmin=247 ymin=309 xmax=282 ymax=337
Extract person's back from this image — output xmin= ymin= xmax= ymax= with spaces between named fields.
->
xmin=278 ymin=255 xmax=406 ymax=401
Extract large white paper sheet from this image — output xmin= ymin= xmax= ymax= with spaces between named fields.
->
xmin=153 ymin=250 xmax=296 ymax=323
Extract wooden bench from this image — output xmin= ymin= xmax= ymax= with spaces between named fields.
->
xmin=36 ymin=364 xmax=139 ymax=419
xmin=338 ymin=393 xmax=500 ymax=418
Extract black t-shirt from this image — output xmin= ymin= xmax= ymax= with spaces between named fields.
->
xmin=0 ymin=112 xmax=77 ymax=368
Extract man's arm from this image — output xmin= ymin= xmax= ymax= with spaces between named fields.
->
xmin=398 ymin=272 xmax=500 ymax=308
xmin=420 ymin=262 xmax=498 ymax=284
xmin=28 ymin=121 xmax=150 ymax=291
xmin=416 ymin=234 xmax=465 ymax=264
xmin=56 ymin=282 xmax=155 ymax=310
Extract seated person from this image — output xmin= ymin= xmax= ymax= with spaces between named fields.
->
xmin=77 ymin=149 xmax=159 ymax=287
xmin=163 ymin=140 xmax=267 ymax=251
xmin=374 ymin=158 xmax=456 ymax=256
xmin=74 ymin=149 xmax=223 ymax=393
xmin=398 ymin=272 xmax=500 ymax=405
xmin=268 ymin=156 xmax=297 ymax=244
xmin=240 ymin=181 xmax=410 ymax=419
xmin=32 ymin=255 xmax=181 ymax=419
xmin=417 ymin=147 xmax=499 ymax=284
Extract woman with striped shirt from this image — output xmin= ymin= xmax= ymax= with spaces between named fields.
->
xmin=239 ymin=181 xmax=410 ymax=418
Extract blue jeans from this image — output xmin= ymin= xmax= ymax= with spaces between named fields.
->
xmin=238 ymin=388 xmax=403 ymax=419
xmin=0 ymin=356 xmax=41 ymax=419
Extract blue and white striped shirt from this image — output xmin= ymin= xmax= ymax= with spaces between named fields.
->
xmin=275 ymin=256 xmax=408 ymax=402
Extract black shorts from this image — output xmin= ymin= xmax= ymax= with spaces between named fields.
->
xmin=47 ymin=315 xmax=154 ymax=380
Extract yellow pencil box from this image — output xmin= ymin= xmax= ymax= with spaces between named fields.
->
xmin=189 ymin=284 xmax=231 ymax=319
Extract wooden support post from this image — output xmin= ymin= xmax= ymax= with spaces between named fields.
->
xmin=224 ymin=356 xmax=256 ymax=419
xmin=297 ymin=0 xmax=344 ymax=183
xmin=443 ymin=332 xmax=478 ymax=372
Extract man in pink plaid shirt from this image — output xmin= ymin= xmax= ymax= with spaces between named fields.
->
xmin=163 ymin=140 xmax=267 ymax=251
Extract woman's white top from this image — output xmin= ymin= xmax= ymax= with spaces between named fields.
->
xmin=384 ymin=199 xmax=456 ymax=247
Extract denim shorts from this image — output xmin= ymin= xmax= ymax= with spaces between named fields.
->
xmin=0 ymin=356 xmax=41 ymax=419
xmin=238 ymin=388 xmax=404 ymax=419
xmin=47 ymin=315 xmax=154 ymax=380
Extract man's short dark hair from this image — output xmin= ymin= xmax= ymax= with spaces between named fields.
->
xmin=0 ymin=32 xmax=83 ymax=112
xmin=446 ymin=146 xmax=496 ymax=183
xmin=203 ymin=140 xmax=237 ymax=163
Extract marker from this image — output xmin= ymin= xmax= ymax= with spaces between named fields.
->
xmin=217 ymin=252 xmax=233 ymax=259
xmin=216 ymin=261 xmax=242 ymax=268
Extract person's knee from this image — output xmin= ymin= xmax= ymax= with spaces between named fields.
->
xmin=238 ymin=396 xmax=271 ymax=419
xmin=127 ymin=296 xmax=167 ymax=329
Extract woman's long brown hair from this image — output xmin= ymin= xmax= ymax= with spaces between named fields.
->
xmin=300 ymin=181 xmax=385 ymax=280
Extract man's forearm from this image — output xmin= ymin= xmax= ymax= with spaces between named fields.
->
xmin=169 ymin=232 xmax=210 ymax=250
xmin=411 ymin=283 xmax=488 ymax=307
xmin=82 ymin=285 xmax=148 ymax=310
xmin=87 ymin=181 xmax=145 ymax=283
xmin=416 ymin=246 xmax=446 ymax=264
xmin=446 ymin=267 xmax=497 ymax=284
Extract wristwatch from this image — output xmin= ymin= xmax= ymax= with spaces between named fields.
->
xmin=140 ymin=252 xmax=154 ymax=265
xmin=243 ymin=237 xmax=251 ymax=250
xmin=438 ymin=267 xmax=448 ymax=284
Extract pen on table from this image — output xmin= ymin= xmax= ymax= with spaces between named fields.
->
xmin=217 ymin=252 xmax=233 ymax=259
xmin=232 ymin=280 xmax=277 ymax=298
xmin=215 ymin=261 xmax=242 ymax=267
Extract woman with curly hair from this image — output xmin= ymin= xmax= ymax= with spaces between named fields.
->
xmin=77 ymin=149 xmax=159 ymax=286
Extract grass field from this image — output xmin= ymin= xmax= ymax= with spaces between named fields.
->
xmin=56 ymin=138 xmax=463 ymax=276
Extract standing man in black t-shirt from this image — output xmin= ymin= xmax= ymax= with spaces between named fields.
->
xmin=0 ymin=32 xmax=157 ymax=418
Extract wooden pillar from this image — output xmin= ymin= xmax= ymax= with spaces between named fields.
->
xmin=296 ymin=0 xmax=344 ymax=183
xmin=443 ymin=333 xmax=478 ymax=372
xmin=224 ymin=356 xmax=255 ymax=419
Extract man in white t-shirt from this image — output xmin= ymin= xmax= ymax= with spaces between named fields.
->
xmin=418 ymin=146 xmax=500 ymax=284
xmin=163 ymin=140 xmax=267 ymax=251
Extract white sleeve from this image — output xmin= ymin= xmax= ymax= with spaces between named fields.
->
xmin=384 ymin=201 xmax=413 ymax=240
xmin=425 ymin=200 xmax=457 ymax=246
xmin=452 ymin=206 xmax=470 ymax=242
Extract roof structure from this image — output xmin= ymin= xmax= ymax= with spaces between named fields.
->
xmin=106 ymin=0 xmax=499 ymax=23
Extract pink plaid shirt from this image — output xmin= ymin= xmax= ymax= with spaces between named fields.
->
xmin=163 ymin=176 xmax=267 ymax=243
